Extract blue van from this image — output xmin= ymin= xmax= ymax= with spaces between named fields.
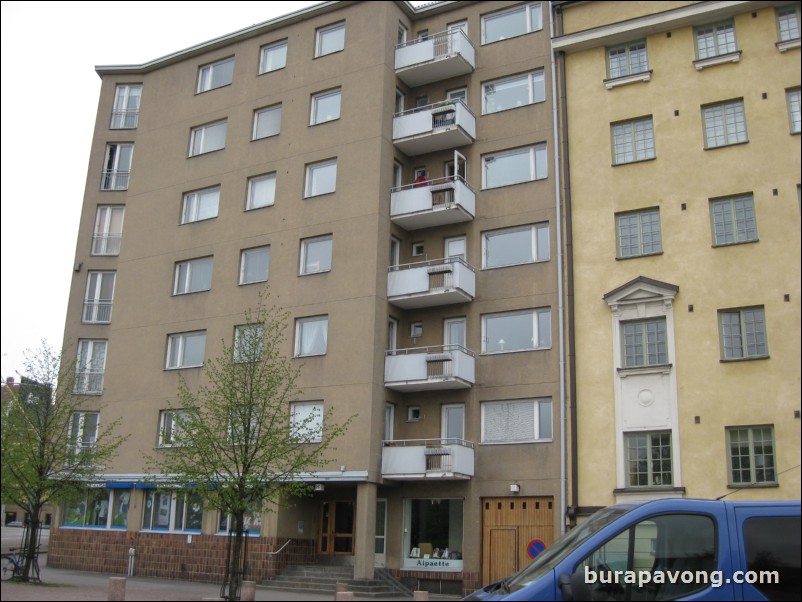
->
xmin=465 ymin=498 xmax=800 ymax=601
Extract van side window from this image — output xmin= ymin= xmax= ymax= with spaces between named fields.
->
xmin=743 ymin=517 xmax=801 ymax=601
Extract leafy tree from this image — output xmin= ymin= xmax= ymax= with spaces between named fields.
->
xmin=1 ymin=341 xmax=126 ymax=582
xmin=147 ymin=295 xmax=351 ymax=601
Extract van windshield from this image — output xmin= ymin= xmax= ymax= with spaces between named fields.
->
xmin=503 ymin=506 xmax=631 ymax=593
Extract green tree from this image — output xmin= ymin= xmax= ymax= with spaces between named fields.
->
xmin=147 ymin=296 xmax=351 ymax=601
xmin=1 ymin=341 xmax=126 ymax=582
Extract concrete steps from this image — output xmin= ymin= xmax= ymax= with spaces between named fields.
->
xmin=263 ymin=564 xmax=411 ymax=598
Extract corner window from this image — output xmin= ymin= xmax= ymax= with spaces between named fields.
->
xmin=611 ymin=117 xmax=655 ymax=165
xmin=710 ymin=194 xmax=757 ymax=246
xmin=159 ymin=409 xmax=188 ymax=447
xmin=181 ymin=186 xmax=220 ymax=224
xmin=719 ymin=306 xmax=767 ymax=360
xmin=101 ymin=143 xmax=133 ymax=190
xmin=787 ymin=88 xmax=801 ymax=133
xmin=703 ymin=99 xmax=747 ymax=148
xmin=625 ymin=431 xmax=672 ymax=487
xmin=300 ymin=234 xmax=333 ymax=275
xmin=233 ymin=324 xmax=265 ymax=363
xmin=482 ymin=223 xmax=549 ymax=268
xmin=189 ymin=120 xmax=227 ymax=156
xmin=311 ymin=89 xmax=342 ymax=125
xmin=252 ymin=105 xmax=282 ymax=140
xmin=142 ymin=490 xmax=203 ymax=532
xmin=316 ymin=22 xmax=345 ymax=57
xmin=259 ymin=40 xmax=287 ymax=73
xmin=75 ymin=340 xmax=107 ymax=394
xmin=304 ymin=159 xmax=337 ymax=197
xmin=482 ymin=308 xmax=551 ymax=354
xmin=290 ymin=401 xmax=324 ymax=443
xmin=173 ymin=257 xmax=213 ymax=294
xmin=607 ymin=40 xmax=648 ymax=78
xmin=294 ymin=316 xmax=328 ymax=357
xmin=92 ymin=206 xmax=125 ymax=256
xmin=239 ymin=246 xmax=270 ymax=285
xmin=166 ymin=331 xmax=206 ymax=369
xmin=110 ymin=84 xmax=141 ymax=129
xmin=82 ymin=271 xmax=115 ymax=324
xmin=482 ymin=3 xmax=542 ymax=44
xmin=621 ymin=318 xmax=667 ymax=368
xmin=63 ymin=489 xmax=130 ymax=529
xmin=197 ymin=57 xmax=234 ymax=93
xmin=727 ymin=426 xmax=776 ymax=485
xmin=246 ymin=173 xmax=276 ymax=211
xmin=482 ymin=145 xmax=547 ymax=189
xmin=696 ymin=20 xmax=736 ymax=59
xmin=616 ymin=208 xmax=662 ymax=258
xmin=481 ymin=398 xmax=552 ymax=443
xmin=482 ymin=71 xmax=545 ymax=114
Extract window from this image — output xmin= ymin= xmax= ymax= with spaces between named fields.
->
xmin=82 ymin=271 xmax=115 ymax=324
xmin=101 ymin=143 xmax=133 ymax=190
xmin=142 ymin=490 xmax=203 ymax=532
xmin=75 ymin=340 xmax=107 ymax=394
xmin=442 ymin=404 xmax=465 ymax=441
xmin=703 ymin=99 xmax=747 ymax=148
xmin=607 ymin=40 xmax=648 ymax=78
xmin=304 ymin=159 xmax=337 ymax=197
xmin=189 ymin=120 xmax=227 ymax=156
xmin=316 ymin=22 xmax=345 ymax=57
xmin=710 ymin=194 xmax=757 ymax=246
xmin=181 ymin=186 xmax=220 ymax=224
xmin=727 ymin=426 xmax=776 ymax=485
xmin=300 ymin=234 xmax=332 ymax=275
xmin=621 ymin=318 xmax=667 ymax=368
xmin=69 ymin=411 xmax=99 ymax=454
xmin=311 ymin=89 xmax=341 ymax=125
xmin=197 ymin=57 xmax=234 ymax=93
xmin=482 ymin=2 xmax=542 ymax=44
xmin=410 ymin=322 xmax=423 ymax=338
xmin=696 ymin=20 xmax=736 ymax=59
xmin=233 ymin=324 xmax=265 ymax=362
xmin=252 ymin=105 xmax=282 ymax=140
xmin=290 ymin=401 xmax=324 ymax=443
xmin=611 ymin=117 xmax=655 ymax=164
xmin=166 ymin=331 xmax=206 ymax=369
xmin=787 ymin=88 xmax=801 ymax=133
xmin=482 ymin=145 xmax=547 ymax=189
xmin=92 ymin=206 xmax=125 ymax=256
xmin=110 ymin=84 xmax=141 ymax=129
xmin=411 ymin=242 xmax=425 ymax=257
xmin=483 ymin=223 xmax=549 ymax=268
xmin=481 ymin=398 xmax=552 ymax=443
xmin=174 ymin=257 xmax=213 ymax=294
xmin=63 ymin=489 xmax=130 ymax=529
xmin=777 ymin=4 xmax=801 ymax=42
xmin=625 ymin=431 xmax=672 ymax=487
xmin=482 ymin=308 xmax=551 ymax=353
xmin=294 ymin=316 xmax=328 ymax=357
xmin=403 ymin=499 xmax=464 ymax=570
xmin=616 ymin=208 xmax=662 ymax=258
xmin=239 ymin=246 xmax=270 ymax=285
xmin=159 ymin=410 xmax=188 ymax=447
xmin=246 ymin=173 xmax=276 ymax=210
xmin=482 ymin=71 xmax=545 ymax=114
xmin=259 ymin=40 xmax=287 ymax=73
xmin=719 ymin=307 xmax=767 ymax=360
xmin=219 ymin=509 xmax=262 ymax=535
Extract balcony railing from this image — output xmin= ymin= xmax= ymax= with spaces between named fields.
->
xmin=382 ymin=438 xmax=475 ymax=479
xmin=391 ymin=175 xmax=475 ymax=230
xmin=388 ymin=257 xmax=475 ymax=309
xmin=101 ymin=170 xmax=130 ymax=191
xmin=110 ymin=110 xmax=140 ymax=129
xmin=74 ymin=371 xmax=104 ymax=395
xmin=82 ymin=300 xmax=113 ymax=324
xmin=395 ymin=29 xmax=476 ymax=87
xmin=393 ymin=100 xmax=476 ymax=156
xmin=385 ymin=344 xmax=475 ymax=391
xmin=91 ymin=234 xmax=122 ymax=256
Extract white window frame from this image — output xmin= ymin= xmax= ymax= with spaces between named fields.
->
xmin=607 ymin=40 xmax=648 ymax=79
xmin=481 ymin=308 xmax=551 ymax=354
xmin=158 ymin=409 xmax=188 ymax=447
xmin=726 ymin=425 xmax=776 ymax=485
xmin=615 ymin=208 xmax=662 ymax=258
xmin=290 ymin=401 xmax=324 ymax=443
xmin=197 ymin=56 xmax=234 ymax=93
xmin=239 ymin=246 xmax=270 ymax=285
xmin=181 ymin=186 xmax=220 ymax=224
xmin=75 ymin=340 xmax=107 ymax=395
xmin=621 ymin=318 xmax=668 ymax=368
xmin=703 ymin=99 xmax=747 ymax=148
xmin=259 ymin=40 xmax=288 ymax=74
xmin=709 ymin=194 xmax=758 ymax=246
xmin=294 ymin=316 xmax=329 ymax=357
xmin=315 ymin=22 xmax=345 ymax=57
xmin=482 ymin=144 xmax=547 ymax=189
xmin=482 ymin=71 xmax=545 ymax=114
xmin=624 ymin=431 xmax=673 ymax=487
xmin=718 ymin=306 xmax=767 ymax=360
xmin=410 ymin=322 xmax=423 ymax=338
xmin=441 ymin=404 xmax=465 ymax=442
xmin=481 ymin=2 xmax=542 ymax=44
xmin=777 ymin=4 xmax=801 ymax=42
xmin=252 ymin=104 xmax=282 ymax=140
xmin=786 ymin=88 xmax=800 ymax=134
xmin=300 ymin=234 xmax=333 ymax=275
xmin=219 ymin=509 xmax=262 ymax=535
xmin=304 ymin=159 xmax=337 ymax=197
xmin=611 ymin=117 xmax=655 ymax=165
xmin=481 ymin=398 xmax=552 ymax=444
xmin=166 ymin=331 xmax=206 ymax=370
xmin=69 ymin=411 xmax=100 ymax=453
xmin=63 ymin=488 xmax=129 ymax=529
xmin=310 ymin=89 xmax=342 ymax=125
xmin=173 ymin=257 xmax=213 ymax=295
xmin=482 ymin=223 xmax=549 ymax=269
xmin=82 ymin=271 xmax=115 ymax=324
xmin=92 ymin=206 xmax=125 ymax=256
xmin=110 ymin=84 xmax=142 ymax=129
xmin=142 ymin=490 xmax=203 ymax=532
xmin=101 ymin=143 xmax=134 ymax=190
xmin=233 ymin=323 xmax=265 ymax=363
xmin=189 ymin=120 xmax=227 ymax=157
xmin=246 ymin=173 xmax=277 ymax=210
xmin=695 ymin=20 xmax=736 ymax=59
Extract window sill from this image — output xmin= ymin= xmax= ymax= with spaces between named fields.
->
xmin=303 ymin=191 xmax=336 ymax=200
xmin=611 ymin=156 xmax=656 ymax=167
xmin=604 ymin=70 xmax=653 ymax=90
xmin=481 ymin=29 xmax=542 ymax=46
xmin=252 ymin=133 xmax=280 ymax=142
xmin=481 ymin=347 xmax=551 ymax=356
xmin=164 ymin=365 xmax=203 ymax=371
xmin=618 ymin=363 xmax=672 ymax=377
xmin=726 ymin=482 xmax=778 ymax=489
xmin=614 ymin=486 xmax=685 ymax=494
xmin=314 ymin=49 xmax=345 ymax=59
xmin=711 ymin=238 xmax=759 ymax=248
xmin=616 ymin=251 xmax=663 ymax=261
xmin=719 ymin=355 xmax=769 ymax=363
xmin=309 ymin=118 xmax=341 ymax=127
xmin=258 ymin=67 xmax=287 ymax=76
xmin=188 ymin=148 xmax=225 ymax=159
xmin=704 ymin=140 xmax=749 ymax=151
xmin=480 ymin=439 xmax=552 ymax=446
xmin=693 ymin=50 xmax=741 ymax=70
xmin=239 ymin=279 xmax=269 ymax=286
xmin=481 ymin=99 xmax=544 ymax=116
xmin=481 ymin=177 xmax=547 ymax=191
xmin=195 ymin=82 xmax=233 ymax=95
xmin=776 ymin=38 xmax=801 ymax=52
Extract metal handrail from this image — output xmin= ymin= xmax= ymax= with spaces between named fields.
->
xmin=388 ymin=256 xmax=475 ymax=273
xmin=382 ymin=438 xmax=475 ymax=449
xmin=396 ymin=27 xmax=475 ymax=52
xmin=391 ymin=174 xmax=474 ymax=194
xmin=266 ymin=538 xmax=293 ymax=557
xmin=393 ymin=97 xmax=475 ymax=119
xmin=385 ymin=344 xmax=474 ymax=358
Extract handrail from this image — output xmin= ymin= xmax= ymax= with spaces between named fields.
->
xmin=396 ymin=27 xmax=475 ymax=52
xmin=388 ymin=256 xmax=475 ymax=273
xmin=266 ymin=538 xmax=293 ymax=557
xmin=385 ymin=344 xmax=474 ymax=358
xmin=391 ymin=174 xmax=474 ymax=194
xmin=393 ymin=97 xmax=475 ymax=119
xmin=382 ymin=438 xmax=475 ymax=449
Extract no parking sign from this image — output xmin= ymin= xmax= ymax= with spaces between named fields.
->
xmin=526 ymin=538 xmax=546 ymax=559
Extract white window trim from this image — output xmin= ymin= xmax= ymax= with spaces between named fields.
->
xmin=75 ymin=340 xmax=107 ymax=395
xmin=158 ymin=409 xmax=187 ymax=447
xmin=252 ymin=105 xmax=282 ymax=140
xmin=623 ymin=430 xmax=673 ymax=488
xmin=441 ymin=403 xmax=465 ymax=441
xmin=189 ymin=120 xmax=227 ymax=157
xmin=482 ymin=70 xmax=545 ymax=115
xmin=620 ymin=317 xmax=669 ymax=368
xmin=315 ymin=22 xmax=345 ymax=57
xmin=110 ymin=84 xmax=142 ymax=129
xmin=290 ymin=401 xmax=324 ymax=443
xmin=304 ymin=159 xmax=338 ymax=198
xmin=166 ymin=331 xmax=206 ymax=370
xmin=101 ymin=143 xmax=133 ymax=191
xmin=92 ymin=206 xmax=124 ymax=256
xmin=82 ymin=271 xmax=116 ymax=324
xmin=233 ymin=323 xmax=265 ymax=363
xmin=480 ymin=398 xmax=552 ymax=444
xmin=259 ymin=39 xmax=288 ymax=74
xmin=482 ymin=223 xmax=549 ymax=269
xmin=481 ymin=2 xmax=543 ymax=45
xmin=481 ymin=308 xmax=551 ymax=354
xmin=239 ymin=246 xmax=270 ymax=285
xmin=141 ymin=490 xmax=203 ymax=533
xmin=482 ymin=144 xmax=548 ymax=189
xmin=787 ymin=88 xmax=801 ymax=133
xmin=246 ymin=173 xmax=277 ymax=210
xmin=294 ymin=316 xmax=329 ymax=357
xmin=197 ymin=57 xmax=234 ymax=93
xmin=70 ymin=411 xmax=100 ymax=452
xmin=173 ymin=257 xmax=213 ymax=295
xmin=310 ymin=89 xmax=342 ymax=125
xmin=181 ymin=186 xmax=220 ymax=224
xmin=300 ymin=234 xmax=333 ymax=275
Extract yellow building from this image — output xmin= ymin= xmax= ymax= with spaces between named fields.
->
xmin=553 ymin=0 xmax=801 ymax=517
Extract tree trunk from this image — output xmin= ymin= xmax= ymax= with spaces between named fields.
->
xmin=224 ymin=512 xmax=246 ymax=600
xmin=21 ymin=510 xmax=41 ymax=582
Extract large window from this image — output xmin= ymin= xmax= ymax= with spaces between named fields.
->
xmin=290 ymin=401 xmax=324 ymax=443
xmin=75 ymin=340 xmax=107 ymax=394
xmin=305 ymin=159 xmax=337 ymax=197
xmin=703 ymin=99 xmax=747 ymax=148
xmin=92 ymin=206 xmax=125 ymax=256
xmin=174 ymin=257 xmax=213 ymax=294
xmin=696 ymin=20 xmax=737 ymax=59
xmin=142 ymin=490 xmax=203 ymax=532
xmin=63 ymin=488 xmax=130 ymax=529
xmin=69 ymin=411 xmax=99 ymax=455
xmin=612 ymin=117 xmax=655 ymax=165
xmin=787 ymin=88 xmax=801 ymax=133
xmin=82 ymin=271 xmax=115 ymax=324
xmin=403 ymin=499 xmax=463 ymax=570
xmin=300 ymin=235 xmax=333 ymax=275
xmin=616 ymin=208 xmax=662 ymax=258
xmin=311 ymin=89 xmax=341 ymax=125
xmin=482 ymin=308 xmax=551 ymax=353
xmin=181 ymin=186 xmax=220 ymax=224
xmin=110 ymin=84 xmax=142 ymax=129
xmin=158 ymin=409 xmax=188 ymax=447
xmin=727 ymin=426 xmax=776 ymax=485
xmin=316 ymin=22 xmax=345 ymax=57
xmin=294 ymin=316 xmax=328 ymax=357
xmin=197 ymin=57 xmax=234 ymax=93
xmin=718 ymin=306 xmax=767 ymax=360
xmin=710 ymin=194 xmax=757 ymax=246
xmin=246 ymin=173 xmax=276 ymax=210
xmin=219 ymin=509 xmax=262 ymax=535
xmin=625 ymin=431 xmax=672 ymax=487
xmin=101 ymin=143 xmax=133 ymax=190
xmin=621 ymin=318 xmax=667 ymax=368
xmin=233 ymin=324 xmax=265 ymax=363
xmin=482 ymin=3 xmax=542 ymax=44
xmin=166 ymin=331 xmax=206 ymax=369
xmin=252 ymin=104 xmax=282 ymax=140
xmin=189 ymin=120 xmax=227 ymax=156
xmin=482 ymin=223 xmax=549 ymax=268
xmin=259 ymin=40 xmax=287 ymax=73
xmin=482 ymin=145 xmax=547 ymax=189
xmin=481 ymin=398 xmax=552 ymax=444
xmin=239 ymin=246 xmax=270 ymax=285
xmin=607 ymin=40 xmax=648 ymax=78
xmin=777 ymin=4 xmax=801 ymax=41
xmin=482 ymin=71 xmax=545 ymax=114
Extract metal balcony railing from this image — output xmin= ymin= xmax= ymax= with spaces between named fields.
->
xmin=91 ymin=234 xmax=122 ymax=256
xmin=110 ymin=110 xmax=139 ymax=129
xmin=101 ymin=170 xmax=130 ymax=191
xmin=82 ymin=300 xmax=113 ymax=324
xmin=74 ymin=371 xmax=104 ymax=395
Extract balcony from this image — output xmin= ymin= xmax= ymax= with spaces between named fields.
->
xmin=393 ymin=100 xmax=475 ymax=156
xmin=382 ymin=438 xmax=475 ymax=480
xmin=390 ymin=176 xmax=475 ymax=230
xmin=395 ymin=29 xmax=476 ymax=87
xmin=388 ymin=257 xmax=475 ymax=309
xmin=385 ymin=345 xmax=475 ymax=391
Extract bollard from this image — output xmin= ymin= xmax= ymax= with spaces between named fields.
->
xmin=107 ymin=576 xmax=126 ymax=601
xmin=335 ymin=592 xmax=355 ymax=601
xmin=241 ymin=580 xmax=256 ymax=601
xmin=413 ymin=590 xmax=430 ymax=601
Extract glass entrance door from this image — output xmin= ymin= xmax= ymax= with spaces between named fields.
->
xmin=319 ymin=500 xmax=355 ymax=555
xmin=375 ymin=499 xmax=387 ymax=567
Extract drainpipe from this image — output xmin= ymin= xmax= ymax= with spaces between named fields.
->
xmin=127 ymin=547 xmax=135 ymax=577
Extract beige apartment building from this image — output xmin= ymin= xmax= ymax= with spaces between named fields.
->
xmin=552 ymin=0 xmax=801 ymax=517
xmin=51 ymin=1 xmax=565 ymax=594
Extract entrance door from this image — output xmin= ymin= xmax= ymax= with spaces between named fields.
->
xmin=319 ymin=500 xmax=356 ymax=555
xmin=375 ymin=499 xmax=387 ymax=567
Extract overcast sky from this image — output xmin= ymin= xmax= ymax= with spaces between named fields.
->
xmin=0 ymin=1 xmax=336 ymax=380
